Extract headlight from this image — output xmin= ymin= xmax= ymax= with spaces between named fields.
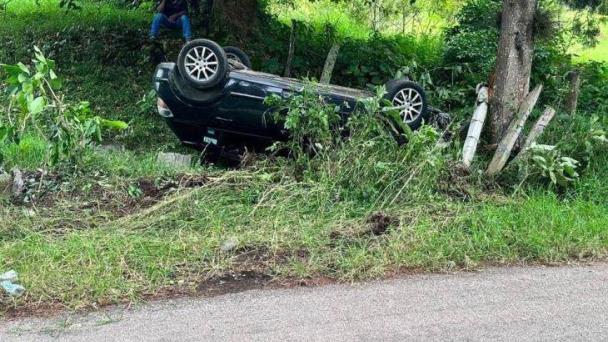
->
xmin=157 ymin=98 xmax=173 ymax=118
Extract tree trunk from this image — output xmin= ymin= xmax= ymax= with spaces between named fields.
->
xmin=489 ymin=0 xmax=538 ymax=144
xmin=320 ymin=42 xmax=340 ymax=84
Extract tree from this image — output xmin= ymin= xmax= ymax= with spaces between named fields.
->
xmin=488 ymin=0 xmax=603 ymax=145
xmin=488 ymin=0 xmax=538 ymax=145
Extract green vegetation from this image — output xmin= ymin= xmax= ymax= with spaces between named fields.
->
xmin=577 ymin=19 xmax=608 ymax=61
xmin=0 ymin=0 xmax=607 ymax=315
xmin=3 ymin=183 xmax=607 ymax=310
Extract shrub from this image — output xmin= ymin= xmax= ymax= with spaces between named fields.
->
xmin=267 ymin=83 xmax=448 ymax=205
xmin=443 ymin=0 xmax=500 ymax=72
xmin=0 ymin=47 xmax=127 ymax=168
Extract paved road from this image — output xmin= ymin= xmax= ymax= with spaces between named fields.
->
xmin=2 ymin=264 xmax=608 ymax=341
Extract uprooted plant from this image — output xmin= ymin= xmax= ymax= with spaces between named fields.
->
xmin=0 ymin=47 xmax=127 ymax=167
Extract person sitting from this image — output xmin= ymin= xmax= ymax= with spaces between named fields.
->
xmin=149 ymin=0 xmax=192 ymax=42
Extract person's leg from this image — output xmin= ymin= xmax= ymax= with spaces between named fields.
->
xmin=149 ymin=13 xmax=169 ymax=39
xmin=177 ymin=15 xmax=193 ymax=41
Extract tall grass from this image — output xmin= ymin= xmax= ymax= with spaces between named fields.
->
xmin=0 ymin=135 xmax=47 ymax=170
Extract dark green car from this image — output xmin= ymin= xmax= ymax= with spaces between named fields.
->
xmin=154 ymin=39 xmax=428 ymax=152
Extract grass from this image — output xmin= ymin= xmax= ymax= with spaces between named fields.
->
xmin=577 ymin=19 xmax=608 ymax=62
xmin=2 ymin=173 xmax=607 ymax=311
xmin=0 ymin=0 xmax=181 ymax=150
xmin=0 ymin=135 xmax=48 ymax=170
xmin=1 ymin=98 xmax=607 ymax=314
xmin=562 ymin=10 xmax=608 ymax=63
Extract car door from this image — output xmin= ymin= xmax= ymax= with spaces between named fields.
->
xmin=215 ymin=78 xmax=281 ymax=136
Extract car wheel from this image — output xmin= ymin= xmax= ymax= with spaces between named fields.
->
xmin=169 ymin=68 xmax=225 ymax=104
xmin=224 ymin=46 xmax=252 ymax=69
xmin=383 ymin=79 xmax=428 ymax=130
xmin=177 ymin=39 xmax=228 ymax=90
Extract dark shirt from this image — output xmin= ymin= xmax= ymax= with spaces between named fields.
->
xmin=158 ymin=0 xmax=188 ymax=16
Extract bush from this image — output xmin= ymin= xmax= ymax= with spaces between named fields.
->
xmin=243 ymin=14 xmax=443 ymax=89
xmin=443 ymin=0 xmax=500 ymax=68
xmin=578 ymin=61 xmax=608 ymax=113
xmin=0 ymin=48 xmax=127 ymax=168
xmin=267 ymin=83 xmax=448 ymax=205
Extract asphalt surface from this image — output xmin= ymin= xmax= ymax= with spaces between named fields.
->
xmin=2 ymin=263 xmax=607 ymax=341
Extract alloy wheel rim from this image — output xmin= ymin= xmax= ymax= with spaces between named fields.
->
xmin=392 ymin=88 xmax=424 ymax=123
xmin=226 ymin=53 xmax=240 ymax=64
xmin=184 ymin=46 xmax=219 ymax=82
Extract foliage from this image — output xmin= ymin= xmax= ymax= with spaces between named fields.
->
xmin=439 ymin=0 xmax=502 ymax=112
xmin=0 ymin=47 xmax=127 ymax=166
xmin=514 ymin=112 xmax=608 ymax=189
xmin=267 ymin=0 xmax=465 ymax=36
xmin=528 ymin=144 xmax=580 ymax=186
xmin=452 ymin=0 xmax=500 ymax=31
xmin=266 ymin=83 xmax=342 ymax=163
xmin=561 ymin=114 xmax=608 ymax=167
xmin=563 ymin=0 xmax=608 ymax=14
xmin=578 ymin=61 xmax=608 ymax=111
xmin=267 ymin=82 xmax=446 ymax=204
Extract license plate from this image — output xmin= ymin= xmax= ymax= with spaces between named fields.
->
xmin=203 ymin=136 xmax=218 ymax=145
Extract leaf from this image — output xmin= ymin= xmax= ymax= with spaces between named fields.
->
xmin=17 ymin=62 xmax=30 ymax=74
xmin=27 ymin=96 xmax=46 ymax=114
xmin=259 ymin=173 xmax=273 ymax=181
xmin=1 ymin=64 xmax=23 ymax=79
xmin=560 ymin=157 xmax=579 ymax=166
xmin=532 ymin=144 xmax=555 ymax=151
xmin=549 ymin=171 xmax=557 ymax=185
xmin=532 ymin=155 xmax=547 ymax=168
xmin=562 ymin=164 xmax=576 ymax=177
xmin=101 ymin=119 xmax=128 ymax=130
xmin=50 ymin=77 xmax=63 ymax=89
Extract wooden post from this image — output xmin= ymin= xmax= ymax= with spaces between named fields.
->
xmin=320 ymin=42 xmax=340 ymax=84
xmin=486 ymin=84 xmax=543 ymax=176
xmin=284 ymin=19 xmax=297 ymax=77
xmin=462 ymin=85 xmax=489 ymax=168
xmin=565 ymin=70 xmax=581 ymax=115
xmin=522 ymin=106 xmax=556 ymax=151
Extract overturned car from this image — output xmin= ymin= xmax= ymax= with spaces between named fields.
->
xmin=153 ymin=39 xmax=428 ymax=152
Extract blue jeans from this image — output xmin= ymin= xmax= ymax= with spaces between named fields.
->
xmin=150 ymin=13 xmax=192 ymax=40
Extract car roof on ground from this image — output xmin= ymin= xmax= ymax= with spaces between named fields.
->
xmin=231 ymin=69 xmax=374 ymax=100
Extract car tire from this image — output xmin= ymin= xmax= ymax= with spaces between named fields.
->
xmin=224 ymin=46 xmax=252 ymax=69
xmin=169 ymin=68 xmax=225 ymax=105
xmin=177 ymin=39 xmax=228 ymax=90
xmin=383 ymin=79 xmax=428 ymax=130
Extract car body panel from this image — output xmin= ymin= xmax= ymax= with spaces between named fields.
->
xmin=154 ymin=62 xmax=374 ymax=147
